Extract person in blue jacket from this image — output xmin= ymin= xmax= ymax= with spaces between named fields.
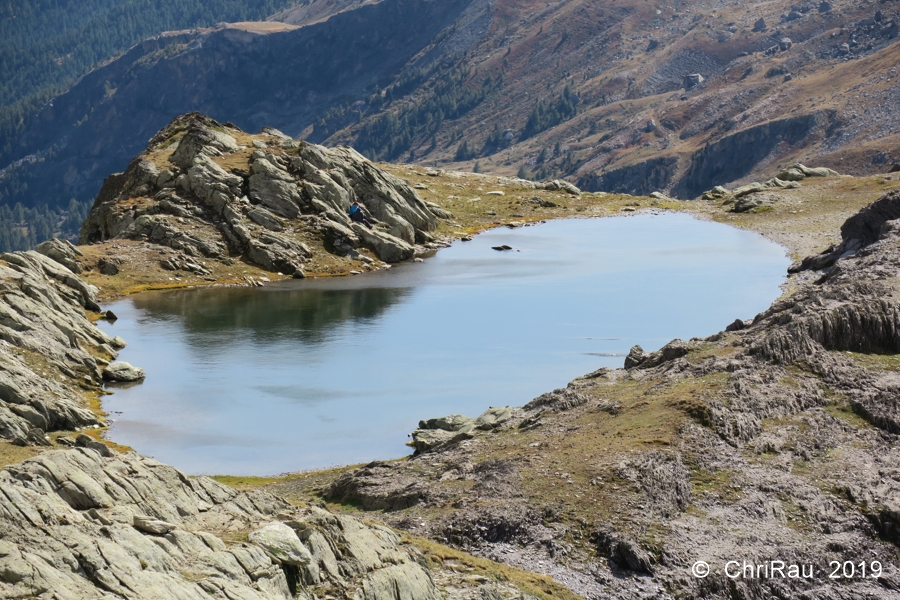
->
xmin=348 ymin=202 xmax=373 ymax=228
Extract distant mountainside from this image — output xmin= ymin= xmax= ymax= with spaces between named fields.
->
xmin=1 ymin=0 xmax=898 ymax=218
xmin=0 ymin=0 xmax=306 ymax=251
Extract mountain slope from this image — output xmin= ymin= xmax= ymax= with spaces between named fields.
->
xmin=1 ymin=0 xmax=898 ymax=219
xmin=1 ymin=0 xmax=474 ymax=213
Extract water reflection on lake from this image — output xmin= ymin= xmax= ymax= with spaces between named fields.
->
xmin=98 ymin=214 xmax=790 ymax=474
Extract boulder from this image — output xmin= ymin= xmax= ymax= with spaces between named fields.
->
xmin=683 ymin=73 xmax=704 ymax=89
xmin=732 ymin=182 xmax=766 ymax=198
xmin=777 ymin=166 xmax=807 ymax=181
xmin=702 ymin=185 xmax=732 ymax=200
xmin=35 ymin=238 xmax=83 ymax=273
xmin=624 ymin=344 xmax=647 ymax=369
xmin=753 ymin=17 xmax=767 ymax=31
xmin=778 ymin=163 xmax=840 ymax=180
xmin=351 ymin=224 xmax=415 ymax=263
xmin=799 ymin=165 xmax=840 ymax=178
xmin=133 ymin=514 xmax=176 ymax=535
xmin=725 ymin=318 xmax=747 ymax=332
xmin=779 ymin=37 xmax=793 ymax=50
xmin=249 ymin=522 xmax=317 ymax=575
xmin=540 ymin=179 xmax=581 ymax=195
xmin=102 ymin=361 xmax=146 ymax=382
xmin=733 ymin=193 xmax=777 ymax=212
xmin=75 ymin=433 xmax=114 ymax=457
xmin=763 ymin=177 xmax=800 ymax=189
xmin=407 ymin=428 xmax=473 ymax=453
xmin=11 ymin=427 xmax=50 ymax=447
xmin=474 ymin=406 xmax=514 ymax=430
xmin=418 ymin=414 xmax=476 ymax=432
xmin=98 ymin=257 xmax=121 ymax=275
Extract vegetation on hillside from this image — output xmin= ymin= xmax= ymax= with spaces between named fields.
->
xmin=0 ymin=0 xmax=305 ymax=251
xmin=0 ymin=198 xmax=91 ymax=253
xmin=317 ymin=66 xmax=502 ymax=162
xmin=0 ymin=0 xmax=301 ymax=107
xmin=519 ymin=85 xmax=579 ymax=141
xmin=0 ymin=0 xmax=302 ymax=173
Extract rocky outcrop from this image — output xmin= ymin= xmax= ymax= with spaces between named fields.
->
xmin=0 ymin=447 xmax=440 ymax=599
xmin=578 ymin=157 xmax=677 ymax=196
xmin=777 ymin=163 xmax=840 ymax=181
xmin=789 ymin=188 xmax=900 ymax=272
xmin=407 ymin=406 xmax=516 ymax=453
xmin=0 ymin=250 xmax=114 ymax=441
xmin=80 ymin=113 xmax=443 ymax=271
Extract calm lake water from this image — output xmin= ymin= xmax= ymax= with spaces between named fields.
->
xmin=98 ymin=214 xmax=790 ymax=475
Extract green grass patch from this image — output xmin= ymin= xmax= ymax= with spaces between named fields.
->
xmin=824 ymin=402 xmax=871 ymax=429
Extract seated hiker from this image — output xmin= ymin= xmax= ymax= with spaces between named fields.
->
xmin=348 ymin=201 xmax=373 ymax=228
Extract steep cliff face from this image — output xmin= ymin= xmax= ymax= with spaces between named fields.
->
xmin=671 ymin=113 xmax=827 ymax=198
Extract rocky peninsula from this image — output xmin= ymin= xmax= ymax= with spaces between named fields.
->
xmin=2 ymin=112 xmax=900 ymax=598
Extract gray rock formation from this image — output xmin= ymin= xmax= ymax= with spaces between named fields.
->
xmin=777 ymin=163 xmax=840 ymax=181
xmin=80 ymin=113 xmax=444 ymax=270
xmin=0 ymin=448 xmax=439 ymax=599
xmin=789 ymin=188 xmax=900 ymax=273
xmin=407 ymin=406 xmax=516 ymax=453
xmin=683 ymin=73 xmax=704 ymax=89
xmin=102 ymin=362 xmax=146 ymax=382
xmin=35 ymin=238 xmax=84 ymax=274
xmin=0 ymin=250 xmax=111 ymax=440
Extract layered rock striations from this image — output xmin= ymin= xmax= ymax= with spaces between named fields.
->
xmin=80 ymin=113 xmax=442 ymax=274
xmin=0 ymin=246 xmax=113 ymax=443
xmin=0 ymin=447 xmax=440 ymax=599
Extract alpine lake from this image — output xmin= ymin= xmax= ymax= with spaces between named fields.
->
xmin=97 ymin=213 xmax=791 ymax=475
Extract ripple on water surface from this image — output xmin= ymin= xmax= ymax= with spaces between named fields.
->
xmin=98 ymin=214 xmax=790 ymax=475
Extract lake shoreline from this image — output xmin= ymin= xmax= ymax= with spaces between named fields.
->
xmin=97 ymin=213 xmax=791 ymax=476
